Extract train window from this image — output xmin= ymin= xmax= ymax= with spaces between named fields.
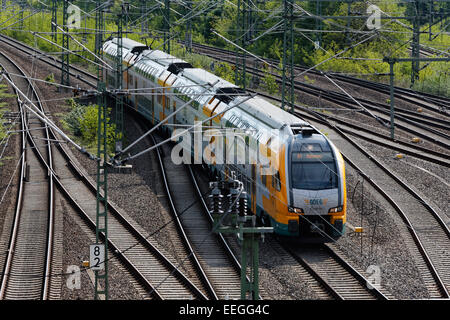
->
xmin=291 ymin=152 xmax=337 ymax=190
xmin=165 ymin=97 xmax=170 ymax=110
xmin=183 ymin=91 xmax=190 ymax=103
xmin=272 ymin=171 xmax=281 ymax=191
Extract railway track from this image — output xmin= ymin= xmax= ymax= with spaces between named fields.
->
xmin=189 ymin=41 xmax=450 ymax=115
xmin=189 ymin=42 xmax=450 ymax=150
xmin=191 ymin=165 xmax=389 ymax=300
xmin=0 ymin=35 xmax=245 ymax=300
xmin=127 ymin=114 xmax=218 ymax=299
xmin=252 ymin=89 xmax=450 ymax=166
xmin=2 ymin=32 xmax=447 ymax=136
xmin=4 ymin=34 xmax=446 ymax=155
xmin=149 ymin=132 xmax=244 ymax=299
xmin=0 ymin=51 xmax=54 ymax=299
xmin=0 ymin=34 xmax=97 ymax=88
xmin=307 ymin=110 xmax=450 ymax=167
xmin=0 ymin=50 xmax=209 ymax=300
xmin=127 ymin=106 xmax=265 ymax=299
xmin=188 ymin=164 xmax=268 ymax=300
xmin=256 ymin=93 xmax=450 ymax=298
xmin=284 ymin=243 xmax=389 ymax=300
xmin=252 ymin=90 xmax=450 ymax=167
xmin=1 ymin=33 xmax=449 ymax=297
xmin=47 ymin=133 xmax=207 ymax=300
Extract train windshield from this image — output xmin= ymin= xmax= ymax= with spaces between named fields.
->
xmin=291 ymin=151 xmax=338 ymax=190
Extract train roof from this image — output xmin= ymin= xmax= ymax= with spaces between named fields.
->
xmin=104 ymin=38 xmax=321 ymax=135
xmin=181 ymin=68 xmax=238 ymax=90
xmin=141 ymin=49 xmax=187 ymax=67
xmin=111 ymin=37 xmax=148 ymax=52
xmin=240 ymin=96 xmax=308 ymax=130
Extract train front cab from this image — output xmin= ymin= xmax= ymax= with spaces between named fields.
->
xmin=268 ymin=132 xmax=346 ymax=242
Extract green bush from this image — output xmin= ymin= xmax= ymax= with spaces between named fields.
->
xmin=1 ymin=0 xmax=448 ymax=98
xmin=0 ymin=83 xmax=14 ymax=144
xmin=262 ymin=65 xmax=278 ymax=95
xmin=63 ymin=100 xmax=118 ymax=155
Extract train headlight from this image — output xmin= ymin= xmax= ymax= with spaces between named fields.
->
xmin=328 ymin=206 xmax=343 ymax=213
xmin=288 ymin=206 xmax=304 ymax=214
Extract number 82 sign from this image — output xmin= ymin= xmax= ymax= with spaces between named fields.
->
xmin=90 ymin=244 xmax=105 ymax=271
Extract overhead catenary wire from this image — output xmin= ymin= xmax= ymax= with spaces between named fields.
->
xmin=3 ymin=71 xmax=96 ymax=92
xmin=31 ymin=31 xmax=114 ymax=71
xmin=0 ymin=0 xmax=446 ymax=292
xmin=52 ymin=22 xmax=113 ymax=70
xmin=113 ymin=79 xmax=220 ymax=160
xmin=117 ymin=93 xmax=256 ymax=165
xmin=0 ymin=71 xmax=97 ymax=160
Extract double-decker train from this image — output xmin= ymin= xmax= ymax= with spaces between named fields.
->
xmin=102 ymin=38 xmax=347 ymax=241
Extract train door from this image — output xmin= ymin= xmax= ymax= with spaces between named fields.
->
xmin=152 ymin=88 xmax=155 ymax=124
xmin=251 ymin=164 xmax=257 ymax=214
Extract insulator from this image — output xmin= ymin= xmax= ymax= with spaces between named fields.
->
xmin=208 ymin=186 xmax=223 ymax=215
xmin=227 ymin=184 xmax=240 ymax=216
xmin=238 ymin=191 xmax=248 ymax=217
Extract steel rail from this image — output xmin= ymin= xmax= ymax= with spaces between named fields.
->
xmin=243 ymin=88 xmax=450 ymax=298
xmin=0 ymin=51 xmax=54 ymax=300
xmin=253 ymin=90 xmax=450 ymax=167
xmin=188 ymin=41 xmax=450 ymax=112
xmin=147 ymin=128 xmax=218 ymax=300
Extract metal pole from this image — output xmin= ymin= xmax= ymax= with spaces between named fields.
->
xmin=289 ymin=0 xmax=294 ymax=114
xmin=60 ymin=0 xmax=70 ymax=90
xmin=316 ymin=0 xmax=322 ymax=48
xmin=95 ymin=2 xmax=108 ymax=301
xmin=83 ymin=0 xmax=87 ymax=44
xmin=411 ymin=0 xmax=420 ymax=85
xmin=185 ymin=0 xmax=192 ymax=53
xmin=252 ymin=234 xmax=260 ymax=299
xmin=282 ymin=0 xmax=294 ymax=112
xmin=51 ymin=0 xmax=57 ymax=43
xmin=242 ymin=0 xmax=248 ymax=90
xmin=141 ymin=0 xmax=148 ymax=34
xmin=235 ymin=0 xmax=241 ymax=85
xmin=115 ymin=7 xmax=125 ymax=153
xmin=389 ymin=59 xmax=395 ymax=140
xmin=240 ymin=237 xmax=249 ymax=300
xmin=210 ymin=179 xmax=272 ymax=301
xmin=164 ymin=0 xmax=170 ymax=54
xmin=282 ymin=0 xmax=288 ymax=111
xmin=234 ymin=0 xmax=247 ymax=88
xmin=19 ymin=1 xmax=24 ymax=30
xmin=346 ymin=0 xmax=351 ymax=45
xmin=429 ymin=0 xmax=433 ymax=41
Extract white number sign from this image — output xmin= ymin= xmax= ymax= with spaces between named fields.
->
xmin=90 ymin=244 xmax=105 ymax=271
